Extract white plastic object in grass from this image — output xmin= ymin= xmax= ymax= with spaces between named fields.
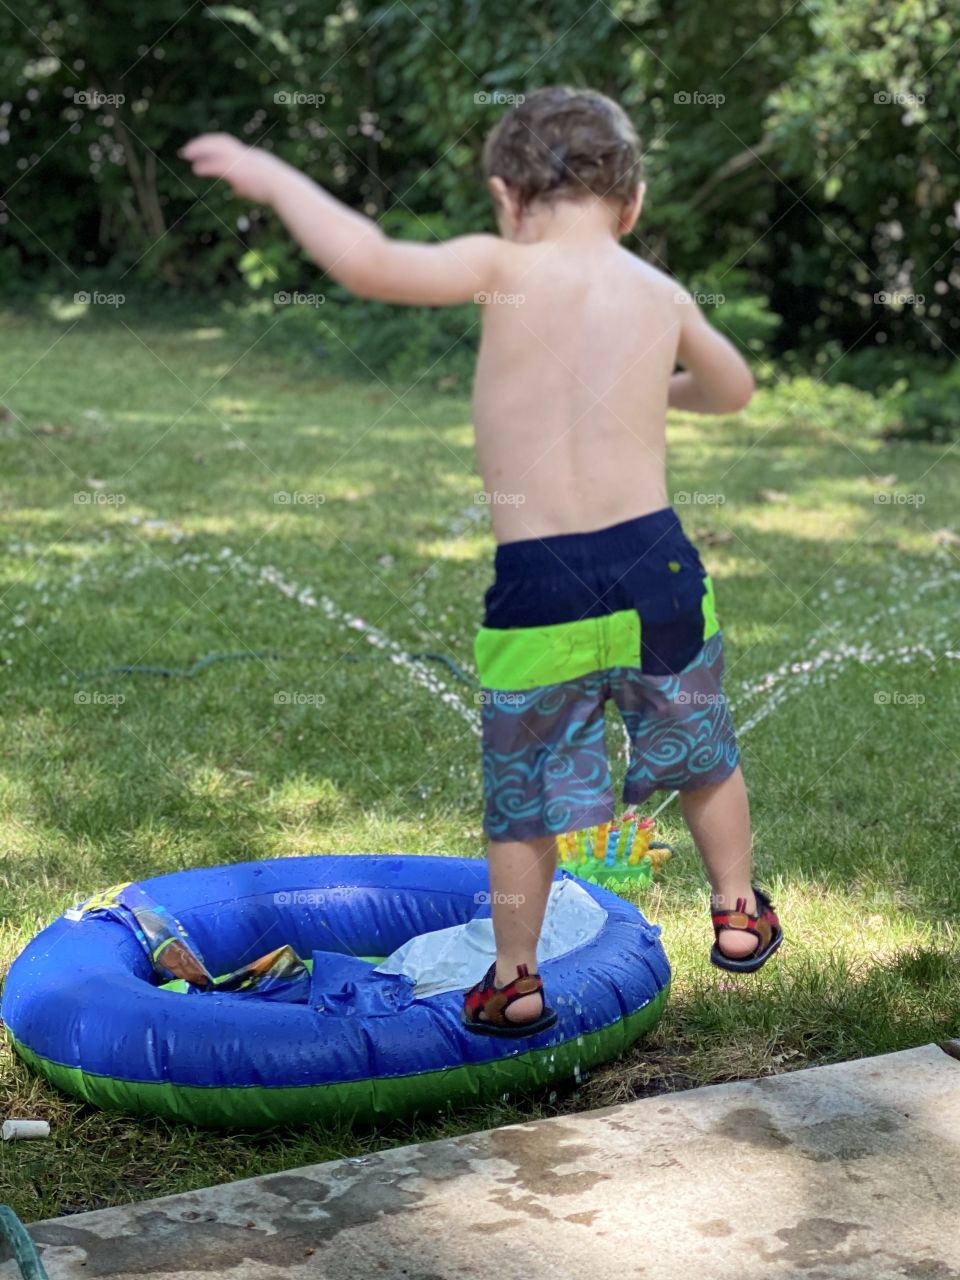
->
xmin=1 ymin=1120 xmax=50 ymax=1141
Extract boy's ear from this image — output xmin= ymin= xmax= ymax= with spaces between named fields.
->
xmin=618 ymin=182 xmax=646 ymax=236
xmin=488 ymin=176 xmax=521 ymax=233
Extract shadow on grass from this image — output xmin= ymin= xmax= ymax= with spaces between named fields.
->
xmin=576 ymin=941 xmax=960 ymax=1113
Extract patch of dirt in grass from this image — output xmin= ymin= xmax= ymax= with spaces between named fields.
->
xmin=563 ymin=1017 xmax=810 ymax=1116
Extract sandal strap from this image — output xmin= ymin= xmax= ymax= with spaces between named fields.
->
xmin=463 ymin=962 xmax=544 ymax=1028
xmin=711 ymin=888 xmax=779 ymax=949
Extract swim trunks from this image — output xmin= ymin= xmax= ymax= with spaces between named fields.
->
xmin=475 ymin=507 xmax=740 ymax=841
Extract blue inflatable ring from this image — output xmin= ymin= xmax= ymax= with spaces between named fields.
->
xmin=2 ymin=855 xmax=670 ymax=1128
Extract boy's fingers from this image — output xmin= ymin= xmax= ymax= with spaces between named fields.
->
xmin=182 ymin=150 xmax=236 ymax=179
xmin=182 ymin=145 xmax=223 ymax=166
xmin=180 ymin=133 xmax=237 ymax=161
xmin=183 ymin=132 xmax=234 ymax=148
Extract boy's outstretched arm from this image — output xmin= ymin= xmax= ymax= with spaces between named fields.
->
xmin=181 ymin=134 xmax=499 ymax=305
xmin=668 ymin=292 xmax=755 ymax=414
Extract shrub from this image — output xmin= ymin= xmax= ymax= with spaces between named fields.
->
xmin=889 ymin=365 xmax=960 ymax=443
xmin=686 ymin=266 xmax=781 ymax=362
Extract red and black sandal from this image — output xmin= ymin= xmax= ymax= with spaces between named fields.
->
xmin=462 ymin=961 xmax=558 ymax=1038
xmin=710 ymin=886 xmax=783 ymax=974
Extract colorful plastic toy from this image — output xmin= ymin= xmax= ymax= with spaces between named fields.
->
xmin=557 ymin=808 xmax=673 ymax=891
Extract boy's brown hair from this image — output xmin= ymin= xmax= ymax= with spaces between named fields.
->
xmin=482 ymin=86 xmax=641 ymax=210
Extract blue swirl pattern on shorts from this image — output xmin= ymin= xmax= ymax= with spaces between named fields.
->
xmin=481 ymin=631 xmax=740 ymax=841
xmin=481 ymin=674 xmax=614 ymax=840
xmin=618 ymin=631 xmax=740 ymax=800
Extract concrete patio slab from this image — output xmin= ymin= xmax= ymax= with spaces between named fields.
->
xmin=6 ymin=1042 xmax=960 ymax=1280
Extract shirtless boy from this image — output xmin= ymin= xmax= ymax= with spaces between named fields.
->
xmin=182 ymin=84 xmax=783 ymax=1040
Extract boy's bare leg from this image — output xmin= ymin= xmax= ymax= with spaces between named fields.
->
xmin=483 ymin=834 xmax=557 ymax=1023
xmin=678 ymin=766 xmax=760 ymax=960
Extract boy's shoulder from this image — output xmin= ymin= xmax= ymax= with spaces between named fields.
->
xmin=619 ymin=250 xmax=689 ymax=304
xmin=482 ymin=238 xmax=690 ymax=314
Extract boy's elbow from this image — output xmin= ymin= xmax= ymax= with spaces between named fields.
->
xmin=326 ymin=230 xmax=389 ymax=300
xmin=342 ymin=271 xmax=381 ymax=301
xmin=719 ymin=368 xmax=755 ymax=413
xmin=735 ymin=370 xmax=756 ymax=411
xmin=332 ymin=260 xmax=381 ymax=301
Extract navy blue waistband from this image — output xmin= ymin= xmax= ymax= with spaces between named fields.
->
xmin=493 ymin=507 xmax=685 ymax=578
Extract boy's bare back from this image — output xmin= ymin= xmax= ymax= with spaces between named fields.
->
xmin=473 ymin=233 xmax=681 ymax=542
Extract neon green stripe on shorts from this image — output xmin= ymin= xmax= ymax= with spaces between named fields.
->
xmin=475 ymin=576 xmax=719 ymax=692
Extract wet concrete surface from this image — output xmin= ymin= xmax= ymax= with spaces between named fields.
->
xmin=5 ymin=1043 xmax=960 ymax=1280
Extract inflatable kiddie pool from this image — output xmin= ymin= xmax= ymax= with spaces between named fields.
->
xmin=2 ymin=855 xmax=669 ymax=1128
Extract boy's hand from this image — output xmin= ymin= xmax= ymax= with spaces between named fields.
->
xmin=180 ymin=134 xmax=284 ymax=203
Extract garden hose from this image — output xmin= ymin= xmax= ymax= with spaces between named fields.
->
xmin=75 ymin=650 xmax=283 ymax=680
xmin=75 ymin=649 xmax=477 ymax=687
xmin=0 ymin=1206 xmax=49 ymax=1280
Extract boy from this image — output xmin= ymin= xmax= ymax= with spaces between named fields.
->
xmin=182 ymin=84 xmax=782 ymax=1040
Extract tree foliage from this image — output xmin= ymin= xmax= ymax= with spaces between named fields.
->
xmin=0 ymin=0 xmax=956 ymax=360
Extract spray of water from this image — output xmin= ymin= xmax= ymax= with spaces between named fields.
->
xmin=13 ymin=527 xmax=953 ymax=760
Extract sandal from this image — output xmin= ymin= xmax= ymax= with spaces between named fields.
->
xmin=462 ymin=961 xmax=558 ymax=1038
xmin=710 ymin=886 xmax=783 ymax=974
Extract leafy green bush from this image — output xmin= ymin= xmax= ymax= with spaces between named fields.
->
xmin=890 ymin=365 xmax=960 ymax=442
xmin=811 ymin=347 xmax=960 ymax=444
xmin=817 ymin=345 xmax=912 ymax=395
xmin=688 ymin=267 xmax=781 ymax=362
xmin=317 ymin=291 xmax=477 ymax=387
xmin=235 ymin=287 xmax=475 ymax=390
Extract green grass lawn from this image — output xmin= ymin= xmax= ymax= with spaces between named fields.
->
xmin=1 ymin=301 xmax=958 ymax=1221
